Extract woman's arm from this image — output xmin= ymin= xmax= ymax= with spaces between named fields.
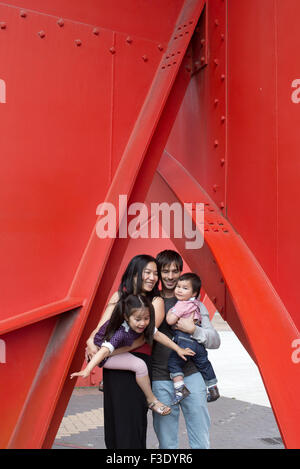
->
xmin=152 ymin=296 xmax=166 ymax=328
xmin=109 ymin=335 xmax=145 ymax=356
xmin=86 ymin=291 xmax=120 ymax=359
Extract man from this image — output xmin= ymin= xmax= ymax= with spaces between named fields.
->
xmin=151 ymin=250 xmax=221 ymax=449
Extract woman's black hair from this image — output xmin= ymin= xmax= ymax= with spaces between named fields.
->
xmin=102 ymin=294 xmax=155 ymax=346
xmin=118 ymin=254 xmax=160 ymax=300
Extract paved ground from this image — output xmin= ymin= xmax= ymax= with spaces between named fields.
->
xmin=52 ymin=314 xmax=284 ymax=450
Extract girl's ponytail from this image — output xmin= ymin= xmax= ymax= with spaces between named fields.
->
xmin=102 ymin=299 xmax=125 ymax=342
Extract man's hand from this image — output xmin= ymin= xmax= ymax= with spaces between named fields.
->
xmin=175 ymin=315 xmax=196 ymax=335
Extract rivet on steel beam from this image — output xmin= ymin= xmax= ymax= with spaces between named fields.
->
xmin=221 ymin=74 xmax=225 ymax=81
xmin=220 ymin=202 xmax=225 ymax=209
xmin=38 ymin=30 xmax=46 ymax=38
xmin=214 ymin=140 xmax=219 ymax=147
xmin=221 ymin=115 xmax=226 ymax=123
xmin=221 ymin=33 xmax=225 ymax=41
xmin=200 ymin=38 xmax=205 ymax=46
xmin=0 ymin=22 xmax=6 ymax=29
xmin=158 ymin=44 xmax=164 ymax=51
xmin=75 ymin=39 xmax=82 ymax=46
xmin=142 ymin=55 xmax=148 ymax=62
xmin=200 ymin=56 xmax=205 ymax=63
xmin=92 ymin=27 xmax=100 ymax=35
xmin=126 ymin=36 xmax=132 ymax=44
xmin=213 ymin=184 xmax=219 ymax=192
xmin=214 ymin=98 xmax=219 ymax=105
xmin=20 ymin=10 xmax=27 ymax=18
xmin=214 ymin=58 xmax=219 ymax=66
xmin=214 ymin=19 xmax=219 ymax=26
xmin=109 ymin=46 xmax=116 ymax=54
xmin=220 ymin=158 xmax=225 ymax=166
xmin=57 ymin=18 xmax=64 ymax=27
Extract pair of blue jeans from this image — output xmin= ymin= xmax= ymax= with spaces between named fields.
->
xmin=168 ymin=331 xmax=217 ymax=387
xmin=152 ymin=372 xmax=210 ymax=449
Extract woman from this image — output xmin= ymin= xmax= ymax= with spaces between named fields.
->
xmin=85 ymin=254 xmax=165 ymax=449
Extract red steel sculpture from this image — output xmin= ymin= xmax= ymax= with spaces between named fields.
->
xmin=0 ymin=0 xmax=300 ymax=449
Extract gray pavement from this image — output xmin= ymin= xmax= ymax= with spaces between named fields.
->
xmin=52 ymin=314 xmax=284 ymax=450
xmin=52 ymin=389 xmax=283 ymax=450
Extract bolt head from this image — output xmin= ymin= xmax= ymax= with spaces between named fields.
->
xmin=20 ymin=10 xmax=27 ymax=18
xmin=75 ymin=39 xmax=82 ymax=46
xmin=38 ymin=30 xmax=46 ymax=38
xmin=0 ymin=22 xmax=6 ymax=29
xmin=92 ymin=27 xmax=100 ymax=35
xmin=109 ymin=46 xmax=116 ymax=54
xmin=57 ymin=18 xmax=64 ymax=27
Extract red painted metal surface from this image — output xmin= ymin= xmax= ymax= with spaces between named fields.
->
xmin=1 ymin=0 xmax=300 ymax=449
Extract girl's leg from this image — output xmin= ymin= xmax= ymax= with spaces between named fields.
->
xmin=104 ymin=353 xmax=170 ymax=415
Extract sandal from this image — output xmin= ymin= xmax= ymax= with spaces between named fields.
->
xmin=148 ymin=399 xmax=171 ymax=416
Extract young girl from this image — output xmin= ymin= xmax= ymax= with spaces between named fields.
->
xmin=71 ymin=294 xmax=195 ymax=415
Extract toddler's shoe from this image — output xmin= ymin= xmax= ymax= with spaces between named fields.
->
xmin=207 ymin=385 xmax=220 ymax=402
xmin=171 ymin=385 xmax=190 ymax=405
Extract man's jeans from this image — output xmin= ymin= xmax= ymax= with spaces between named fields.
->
xmin=152 ymin=372 xmax=210 ymax=449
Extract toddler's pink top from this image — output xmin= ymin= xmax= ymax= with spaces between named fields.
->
xmin=169 ymin=297 xmax=202 ymax=322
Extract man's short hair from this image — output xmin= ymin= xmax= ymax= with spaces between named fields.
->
xmin=156 ymin=250 xmax=183 ymax=272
